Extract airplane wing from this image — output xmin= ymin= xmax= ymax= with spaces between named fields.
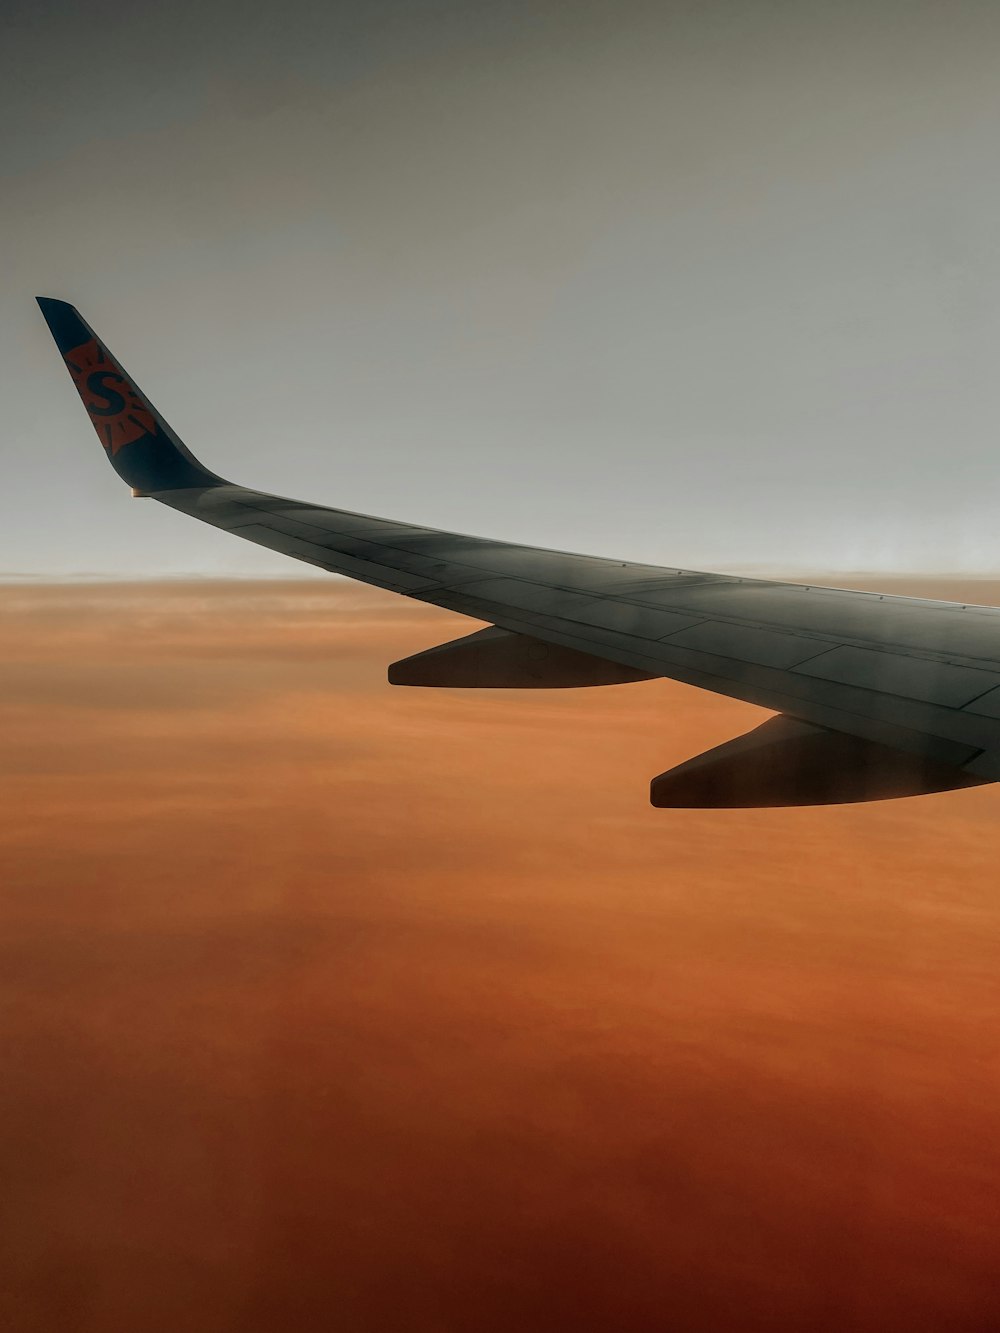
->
xmin=37 ymin=296 xmax=1000 ymax=806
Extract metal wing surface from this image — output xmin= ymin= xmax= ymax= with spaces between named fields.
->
xmin=38 ymin=297 xmax=1000 ymax=805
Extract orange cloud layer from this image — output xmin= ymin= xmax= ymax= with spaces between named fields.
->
xmin=2 ymin=579 xmax=1000 ymax=1332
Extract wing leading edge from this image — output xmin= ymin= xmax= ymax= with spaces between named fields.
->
xmin=38 ymin=297 xmax=1000 ymax=805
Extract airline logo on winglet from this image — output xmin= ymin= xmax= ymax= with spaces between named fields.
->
xmin=63 ymin=337 xmax=157 ymax=454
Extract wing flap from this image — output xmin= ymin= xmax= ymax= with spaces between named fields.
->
xmin=792 ymin=645 xmax=1000 ymax=708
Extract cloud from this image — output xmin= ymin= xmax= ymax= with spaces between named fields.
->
xmin=2 ymin=579 xmax=1000 ymax=1332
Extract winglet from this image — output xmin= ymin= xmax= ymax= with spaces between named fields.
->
xmin=36 ymin=298 xmax=224 ymax=492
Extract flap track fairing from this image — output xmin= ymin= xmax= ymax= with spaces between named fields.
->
xmin=651 ymin=714 xmax=989 ymax=808
xmin=389 ymin=626 xmax=656 ymax=689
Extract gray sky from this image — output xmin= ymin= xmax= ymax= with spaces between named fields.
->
xmin=5 ymin=0 xmax=1000 ymax=577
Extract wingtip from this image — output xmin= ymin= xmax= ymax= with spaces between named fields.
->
xmin=35 ymin=297 xmax=93 ymax=355
xmin=36 ymin=297 xmax=83 ymax=327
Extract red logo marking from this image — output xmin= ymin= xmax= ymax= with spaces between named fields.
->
xmin=63 ymin=338 xmax=157 ymax=455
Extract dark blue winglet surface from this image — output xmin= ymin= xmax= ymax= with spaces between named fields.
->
xmin=37 ymin=298 xmax=224 ymax=492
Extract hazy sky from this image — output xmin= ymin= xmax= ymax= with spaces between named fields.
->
xmin=6 ymin=0 xmax=1000 ymax=576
